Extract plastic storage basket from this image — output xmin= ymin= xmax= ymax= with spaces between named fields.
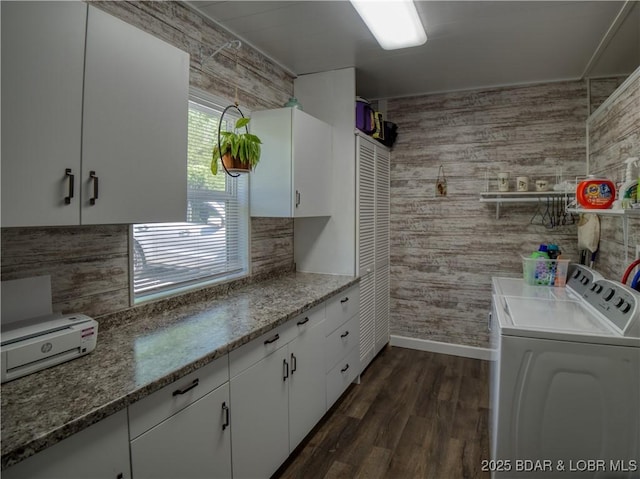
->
xmin=522 ymin=256 xmax=570 ymax=287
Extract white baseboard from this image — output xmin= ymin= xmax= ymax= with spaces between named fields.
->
xmin=390 ymin=335 xmax=492 ymax=361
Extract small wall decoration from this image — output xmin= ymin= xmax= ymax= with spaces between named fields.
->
xmin=436 ymin=165 xmax=447 ymax=197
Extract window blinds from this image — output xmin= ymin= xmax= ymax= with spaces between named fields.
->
xmin=132 ymin=92 xmax=249 ymax=300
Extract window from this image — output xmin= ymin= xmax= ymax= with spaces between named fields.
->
xmin=131 ymin=89 xmax=249 ymax=302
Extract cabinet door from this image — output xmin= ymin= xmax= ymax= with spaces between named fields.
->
xmin=131 ymin=383 xmax=232 ymax=479
xmin=357 ymin=136 xmax=376 ymax=276
xmin=249 ymin=109 xmax=294 ymax=217
xmin=292 ymin=109 xmax=333 ymax=217
xmin=375 ymin=146 xmax=390 ymax=271
xmin=3 ymin=410 xmax=130 ymax=479
xmin=82 ymin=6 xmax=188 ymax=224
xmin=250 ymin=108 xmax=332 ymax=218
xmin=289 ymin=319 xmax=327 ymax=451
xmin=359 ymin=269 xmax=376 ymax=370
xmin=1 ymin=1 xmax=86 ymax=227
xmin=374 ymin=262 xmax=390 ymax=354
xmin=230 ymin=345 xmax=290 ymax=478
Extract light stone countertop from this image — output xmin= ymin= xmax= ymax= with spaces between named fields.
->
xmin=1 ymin=272 xmax=358 ymax=470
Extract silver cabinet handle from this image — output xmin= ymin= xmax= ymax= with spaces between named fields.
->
xmin=283 ymin=358 xmax=289 ymax=381
xmin=341 ymin=364 xmax=350 ymax=373
xmin=291 ymin=353 xmax=297 ymax=374
xmin=295 ymin=190 xmax=301 ymax=207
xmin=340 ymin=330 xmax=350 ymax=338
xmin=264 ymin=333 xmax=280 ymax=345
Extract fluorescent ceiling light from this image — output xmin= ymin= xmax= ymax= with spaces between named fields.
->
xmin=350 ymin=0 xmax=427 ymax=50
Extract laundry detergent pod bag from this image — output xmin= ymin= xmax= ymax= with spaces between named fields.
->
xmin=576 ymin=177 xmax=615 ymax=209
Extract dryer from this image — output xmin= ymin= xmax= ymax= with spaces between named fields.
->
xmin=490 ymin=265 xmax=640 ymax=478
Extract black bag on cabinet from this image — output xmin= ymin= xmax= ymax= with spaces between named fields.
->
xmin=378 ymin=121 xmax=398 ymax=148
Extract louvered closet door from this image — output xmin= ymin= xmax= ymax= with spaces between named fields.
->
xmin=375 ymin=147 xmax=390 ymax=352
xmin=357 ymin=136 xmax=376 ymax=367
xmin=375 ymin=263 xmax=390 ymax=353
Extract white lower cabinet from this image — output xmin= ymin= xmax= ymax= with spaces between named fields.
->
xmin=326 ymin=346 xmax=360 ymax=407
xmin=229 ymin=304 xmax=326 ymax=478
xmin=230 ymin=343 xmax=290 ymax=479
xmin=3 ymin=288 xmax=360 ymax=479
xmin=3 ymin=409 xmax=130 ymax=479
xmin=130 ymin=383 xmax=231 ymax=479
xmin=128 ymin=356 xmax=231 ymax=479
xmin=324 ymin=284 xmax=361 ymax=407
xmin=288 ymin=317 xmax=327 ymax=451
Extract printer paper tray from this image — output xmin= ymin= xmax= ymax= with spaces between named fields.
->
xmin=5 ymin=346 xmax=82 ymax=382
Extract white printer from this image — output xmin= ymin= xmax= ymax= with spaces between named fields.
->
xmin=1 ymin=276 xmax=99 ymax=383
xmin=1 ymin=313 xmax=98 ymax=383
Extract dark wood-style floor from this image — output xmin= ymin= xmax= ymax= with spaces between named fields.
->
xmin=273 ymin=346 xmax=491 ymax=479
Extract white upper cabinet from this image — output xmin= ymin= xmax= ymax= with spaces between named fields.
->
xmin=81 ymin=7 xmax=188 ymax=225
xmin=1 ymin=1 xmax=87 ymax=227
xmin=1 ymin=4 xmax=189 ymax=227
xmin=250 ymin=108 xmax=333 ymax=217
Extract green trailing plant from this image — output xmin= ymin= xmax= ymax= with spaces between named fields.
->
xmin=211 ymin=117 xmax=262 ymax=175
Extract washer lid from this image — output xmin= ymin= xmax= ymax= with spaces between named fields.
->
xmin=492 ymin=277 xmax=572 ymax=301
xmin=502 ymin=297 xmax=616 ymax=336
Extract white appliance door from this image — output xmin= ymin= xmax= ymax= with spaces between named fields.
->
xmin=496 ymin=335 xmax=639 ymax=478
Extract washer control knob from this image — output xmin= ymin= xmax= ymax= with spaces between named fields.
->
xmin=573 ymin=270 xmax=582 ymax=279
xmin=603 ymin=288 xmax=615 ymax=301
xmin=581 ymin=277 xmax=590 ymax=285
xmin=590 ymin=283 xmax=598 ymax=291
xmin=616 ymin=297 xmax=625 ymax=308
xmin=621 ymin=302 xmax=632 ymax=313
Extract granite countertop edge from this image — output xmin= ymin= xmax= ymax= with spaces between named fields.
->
xmin=1 ymin=273 xmax=359 ymax=470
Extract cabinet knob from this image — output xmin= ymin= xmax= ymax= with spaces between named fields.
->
xmin=296 ymin=317 xmax=310 ymax=326
xmin=283 ymin=358 xmax=289 ymax=381
xmin=340 ymin=297 xmax=349 ymax=304
xmin=295 ymin=190 xmax=301 ymax=207
xmin=341 ymin=364 xmax=350 ymax=373
xmin=264 ymin=333 xmax=280 ymax=345
xmin=291 ymin=353 xmax=297 ymax=374
xmin=340 ymin=330 xmax=350 ymax=338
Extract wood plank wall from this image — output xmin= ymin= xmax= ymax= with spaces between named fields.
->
xmin=386 ymin=81 xmax=588 ymax=348
xmin=0 ymin=1 xmax=295 ymax=320
xmin=589 ymin=77 xmax=628 ymax=114
xmin=587 ymin=69 xmax=640 ymax=281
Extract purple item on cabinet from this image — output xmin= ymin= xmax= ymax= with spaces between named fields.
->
xmin=355 ymin=98 xmax=375 ymax=134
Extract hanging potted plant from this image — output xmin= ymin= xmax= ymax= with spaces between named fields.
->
xmin=211 ymin=116 xmax=262 ymax=175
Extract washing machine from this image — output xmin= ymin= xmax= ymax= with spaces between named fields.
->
xmin=490 ymin=265 xmax=640 ymax=478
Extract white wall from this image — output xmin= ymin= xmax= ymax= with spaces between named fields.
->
xmin=293 ymin=68 xmax=357 ymax=275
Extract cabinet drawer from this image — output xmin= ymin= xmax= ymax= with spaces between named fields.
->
xmin=326 ymin=347 xmax=360 ymax=408
xmin=129 ymin=355 xmax=229 ymax=439
xmin=325 ymin=285 xmax=360 ymax=336
xmin=229 ymin=321 xmax=296 ymax=379
xmin=291 ymin=302 xmax=325 ymax=336
xmin=325 ymin=314 xmax=359 ymax=373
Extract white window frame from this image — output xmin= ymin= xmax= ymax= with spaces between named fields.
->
xmin=130 ymin=88 xmax=251 ymax=303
